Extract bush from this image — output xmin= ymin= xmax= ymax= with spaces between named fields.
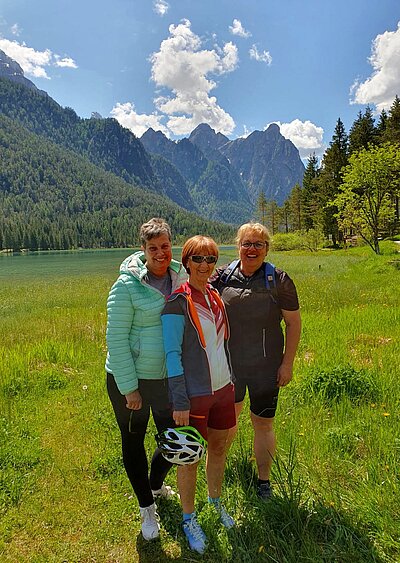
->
xmin=298 ymin=365 xmax=379 ymax=404
xmin=271 ymin=232 xmax=303 ymax=251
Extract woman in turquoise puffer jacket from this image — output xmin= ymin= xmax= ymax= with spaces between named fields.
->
xmin=105 ymin=218 xmax=187 ymax=541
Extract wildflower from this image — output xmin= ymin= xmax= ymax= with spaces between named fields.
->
xmin=370 ymin=403 xmax=376 ymax=408
xmin=258 ymin=546 xmax=265 ymax=553
xmin=82 ymin=385 xmax=88 ymax=391
xmin=382 ymin=413 xmax=390 ymax=417
xmin=298 ymin=432 xmax=304 ymax=436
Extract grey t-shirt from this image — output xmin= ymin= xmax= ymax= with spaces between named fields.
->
xmin=144 ymin=270 xmax=172 ymax=297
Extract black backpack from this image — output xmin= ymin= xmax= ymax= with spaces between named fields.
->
xmin=219 ymin=260 xmax=278 ymax=304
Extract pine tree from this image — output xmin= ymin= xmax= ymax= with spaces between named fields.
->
xmin=302 ymin=153 xmax=320 ymax=230
xmin=316 ymin=118 xmax=348 ymax=244
xmin=348 ymin=106 xmax=376 ymax=154
xmin=376 ymin=109 xmax=388 ymax=143
xmin=383 ymin=95 xmax=400 ymax=145
xmin=256 ymin=190 xmax=268 ymax=224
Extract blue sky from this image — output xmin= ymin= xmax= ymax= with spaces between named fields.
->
xmin=1 ymin=0 xmax=399 ymax=158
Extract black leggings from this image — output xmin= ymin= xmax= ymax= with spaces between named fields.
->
xmin=107 ymin=373 xmax=175 ymax=508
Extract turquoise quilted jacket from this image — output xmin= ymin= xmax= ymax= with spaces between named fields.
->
xmin=105 ymin=251 xmax=187 ymax=395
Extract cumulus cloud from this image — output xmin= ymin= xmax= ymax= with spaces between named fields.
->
xmin=110 ymin=102 xmax=169 ymax=138
xmin=249 ymin=44 xmax=272 ymax=65
xmin=0 ymin=38 xmax=77 ymax=78
xmin=149 ymin=19 xmax=237 ymax=135
xmin=54 ymin=55 xmax=78 ymax=68
xmin=351 ymin=21 xmax=400 ymax=111
xmin=272 ymin=119 xmax=324 ymax=158
xmin=229 ymin=19 xmax=251 ymax=38
xmin=153 ymin=0 xmax=169 ymax=17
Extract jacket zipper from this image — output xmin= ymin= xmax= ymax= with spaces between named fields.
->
xmin=262 ymin=328 xmax=267 ymax=358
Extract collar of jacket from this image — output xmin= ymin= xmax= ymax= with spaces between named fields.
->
xmin=170 ymin=282 xmax=229 ymax=346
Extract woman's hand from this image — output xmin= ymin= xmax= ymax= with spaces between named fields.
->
xmin=173 ymin=410 xmax=190 ymax=426
xmin=125 ymin=390 xmax=142 ymax=410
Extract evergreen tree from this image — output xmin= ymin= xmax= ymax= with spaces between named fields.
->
xmin=348 ymin=106 xmax=376 ymax=154
xmin=286 ymin=183 xmax=303 ymax=231
xmin=265 ymin=199 xmax=279 ymax=234
xmin=383 ymin=95 xmax=400 ymax=145
xmin=302 ymin=153 xmax=320 ymax=230
xmin=376 ymin=109 xmax=388 ymax=143
xmin=316 ymin=118 xmax=348 ymax=244
xmin=256 ymin=190 xmax=268 ymax=224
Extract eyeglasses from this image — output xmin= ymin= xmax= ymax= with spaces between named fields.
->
xmin=190 ymin=255 xmax=218 ymax=264
xmin=240 ymin=241 xmax=266 ymax=250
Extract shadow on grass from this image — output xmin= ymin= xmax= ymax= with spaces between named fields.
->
xmin=221 ymin=441 xmax=384 ymax=563
xmin=136 ymin=441 xmax=384 ymax=562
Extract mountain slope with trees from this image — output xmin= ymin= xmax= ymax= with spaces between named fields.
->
xmin=0 ymin=114 xmax=235 ymax=250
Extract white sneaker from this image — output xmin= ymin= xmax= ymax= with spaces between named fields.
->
xmin=139 ymin=503 xmax=160 ymax=540
xmin=152 ymin=484 xmax=178 ymax=499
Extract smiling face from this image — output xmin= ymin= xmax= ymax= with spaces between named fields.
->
xmin=238 ymin=229 xmax=268 ymax=276
xmin=188 ymin=255 xmax=217 ymax=289
xmin=142 ymin=234 xmax=172 ymax=277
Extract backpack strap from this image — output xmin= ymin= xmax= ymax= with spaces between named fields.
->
xmin=219 ymin=260 xmax=278 ymax=304
xmin=264 ymin=262 xmax=278 ymax=304
xmin=219 ymin=259 xmax=240 ymax=285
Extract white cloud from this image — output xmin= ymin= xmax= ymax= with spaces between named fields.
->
xmin=0 ymin=38 xmax=77 ymax=78
xmin=153 ymin=0 xmax=169 ymax=17
xmin=110 ymin=102 xmax=169 ymax=138
xmin=249 ymin=44 xmax=272 ymax=65
xmin=351 ymin=21 xmax=400 ymax=111
xmin=149 ymin=19 xmax=237 ymax=135
xmin=229 ymin=19 xmax=251 ymax=38
xmin=272 ymin=119 xmax=324 ymax=158
xmin=11 ymin=23 xmax=21 ymax=36
xmin=54 ymin=55 xmax=78 ymax=69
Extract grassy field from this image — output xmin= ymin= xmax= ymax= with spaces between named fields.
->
xmin=0 ymin=244 xmax=399 ymax=562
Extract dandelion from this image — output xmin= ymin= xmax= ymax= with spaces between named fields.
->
xmin=382 ymin=412 xmax=390 ymax=417
xmin=371 ymin=403 xmax=376 ymax=408
xmin=298 ymin=432 xmax=304 ymax=436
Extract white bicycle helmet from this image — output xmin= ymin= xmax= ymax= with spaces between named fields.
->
xmin=156 ymin=426 xmax=207 ymax=465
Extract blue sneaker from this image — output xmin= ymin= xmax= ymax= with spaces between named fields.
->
xmin=218 ymin=504 xmax=235 ymax=529
xmin=182 ymin=514 xmax=207 ymax=554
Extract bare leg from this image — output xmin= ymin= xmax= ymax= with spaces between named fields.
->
xmin=226 ymin=401 xmax=244 ymax=450
xmin=250 ymin=413 xmax=276 ymax=480
xmin=206 ymin=428 xmax=229 ymax=499
xmin=177 ymin=462 xmax=199 ymax=514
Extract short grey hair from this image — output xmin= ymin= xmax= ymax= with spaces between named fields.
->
xmin=140 ymin=218 xmax=172 ymax=246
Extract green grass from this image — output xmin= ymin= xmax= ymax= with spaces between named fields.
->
xmin=0 ymin=243 xmax=399 ymax=561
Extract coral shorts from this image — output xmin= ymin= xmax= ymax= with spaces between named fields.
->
xmin=188 ymin=383 xmax=236 ymax=440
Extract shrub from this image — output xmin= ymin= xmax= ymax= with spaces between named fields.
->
xmin=298 ymin=365 xmax=378 ymax=404
xmin=271 ymin=232 xmax=303 ymax=251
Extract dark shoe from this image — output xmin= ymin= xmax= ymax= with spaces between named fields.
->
xmin=257 ymin=480 xmax=272 ymax=500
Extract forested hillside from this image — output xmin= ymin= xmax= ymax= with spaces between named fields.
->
xmin=0 ymin=78 xmax=158 ymax=191
xmin=0 ymin=114 xmax=235 ymax=250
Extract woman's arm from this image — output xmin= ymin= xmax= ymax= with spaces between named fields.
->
xmin=106 ymin=279 xmax=138 ymax=395
xmin=161 ymin=304 xmax=191 ymax=415
xmin=277 ymin=308 xmax=301 ymax=387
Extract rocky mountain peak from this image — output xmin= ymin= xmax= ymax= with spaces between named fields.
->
xmin=189 ymin=123 xmax=229 ymax=154
xmin=0 ymin=49 xmax=46 ymax=95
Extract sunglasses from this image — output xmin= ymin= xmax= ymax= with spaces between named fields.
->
xmin=240 ymin=242 xmax=266 ymax=249
xmin=190 ymin=255 xmax=218 ymax=264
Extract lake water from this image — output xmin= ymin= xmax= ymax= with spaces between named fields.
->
xmin=0 ymin=247 xmax=237 ymax=279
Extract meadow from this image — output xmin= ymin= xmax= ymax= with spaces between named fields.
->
xmin=0 ymin=244 xmax=399 ymax=562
